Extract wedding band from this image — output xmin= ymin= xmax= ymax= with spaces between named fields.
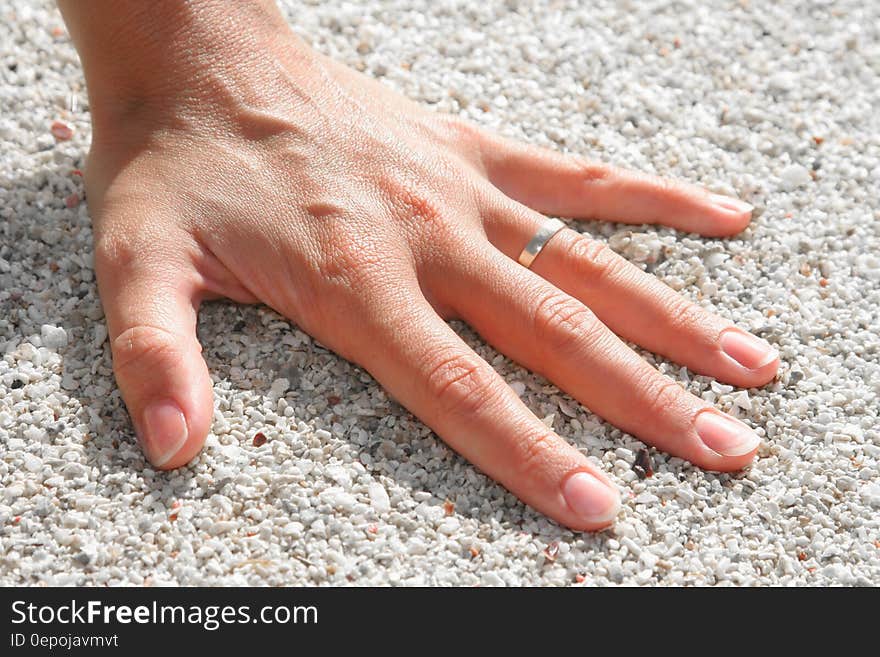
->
xmin=517 ymin=218 xmax=566 ymax=268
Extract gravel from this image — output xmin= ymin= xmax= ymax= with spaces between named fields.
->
xmin=1 ymin=0 xmax=878 ymax=586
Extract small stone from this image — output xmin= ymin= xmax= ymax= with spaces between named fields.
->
xmin=835 ymin=477 xmax=857 ymax=492
xmin=640 ymin=551 xmax=659 ymax=569
xmin=3 ymin=484 xmax=24 ymax=501
xmin=860 ymin=483 xmax=880 ymax=508
xmin=767 ymin=71 xmax=796 ymax=93
xmin=74 ymin=551 xmax=93 ymax=566
xmin=675 ymin=488 xmax=697 ymax=504
xmin=481 ymin=572 xmax=505 ymax=587
xmin=282 ymin=522 xmax=304 ymax=538
xmin=74 ymin=496 xmax=97 ymax=511
xmin=621 ymin=537 xmax=642 ymax=557
xmin=704 ymin=252 xmax=729 ymax=269
xmin=437 ymin=518 xmax=460 ymax=535
xmin=50 ymin=120 xmax=73 ymax=141
xmin=209 ymin=521 xmax=236 ymax=535
xmin=93 ymin=324 xmax=108 ymax=349
xmin=732 ymin=390 xmax=751 ymax=411
xmin=23 ymin=455 xmax=42 ymax=473
xmin=607 ymin=563 xmax=624 ymax=584
xmin=321 ymin=488 xmax=357 ymax=512
xmin=40 ymin=324 xmax=68 ymax=349
xmin=780 ymin=164 xmax=811 ymax=190
xmin=368 ymin=482 xmax=391 ymax=513
xmin=633 ymin=449 xmax=654 ymax=479
xmin=608 ymin=231 xmax=662 ymax=264
xmin=269 ymin=378 xmax=290 ymax=398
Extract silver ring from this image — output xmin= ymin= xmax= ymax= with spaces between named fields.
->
xmin=517 ymin=218 xmax=566 ymax=268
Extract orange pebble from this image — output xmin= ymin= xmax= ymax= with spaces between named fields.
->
xmin=51 ymin=121 xmax=73 ymax=141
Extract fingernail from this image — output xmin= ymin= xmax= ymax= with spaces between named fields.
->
xmin=709 ymin=193 xmax=753 ymax=215
xmin=720 ymin=329 xmax=778 ymax=369
xmin=695 ymin=411 xmax=761 ymax=457
xmin=562 ymin=472 xmax=621 ymax=525
xmin=140 ymin=399 xmax=188 ymax=468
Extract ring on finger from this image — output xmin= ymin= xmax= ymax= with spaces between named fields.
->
xmin=517 ymin=217 xmax=567 ymax=269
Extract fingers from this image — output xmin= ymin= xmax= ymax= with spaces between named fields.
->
xmin=94 ymin=228 xmax=214 ymax=470
xmin=343 ymin=283 xmax=621 ymax=531
xmin=432 ymin=245 xmax=763 ymax=472
xmin=477 ymin=131 xmax=753 ymax=237
xmin=482 ymin=200 xmax=779 ymax=389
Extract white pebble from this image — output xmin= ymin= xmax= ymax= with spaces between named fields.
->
xmin=732 ymin=391 xmax=752 ymax=411
xmin=368 ymin=482 xmax=391 ymax=513
xmin=437 ymin=518 xmax=460 ymax=535
xmin=282 ymin=522 xmax=304 ymax=538
xmin=209 ymin=521 xmax=237 ymax=535
xmin=634 ymin=492 xmax=659 ymax=505
xmin=860 ymin=483 xmax=880 ymax=508
xmin=40 ymin=324 xmax=68 ymax=349
xmin=779 ymin=164 xmax=811 ymax=190
xmin=23 ymin=455 xmax=42 ymax=473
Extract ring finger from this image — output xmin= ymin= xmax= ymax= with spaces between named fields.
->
xmin=482 ymin=197 xmax=779 ymax=389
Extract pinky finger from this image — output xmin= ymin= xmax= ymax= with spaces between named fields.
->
xmin=479 ymin=132 xmax=754 ymax=237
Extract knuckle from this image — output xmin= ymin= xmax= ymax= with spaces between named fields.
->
xmin=513 ymin=430 xmax=559 ymax=481
xmin=650 ymin=173 xmax=678 ymax=194
xmin=564 ymin=235 xmax=626 ymax=285
xmin=427 ymin=114 xmax=489 ymax=174
xmin=649 ymin=176 xmax=690 ymax=198
xmin=664 ymin=293 xmax=710 ymax=334
xmin=532 ymin=291 xmax=604 ymax=356
xmin=646 ymin=172 xmax=690 ymax=201
xmin=396 ymin=184 xmax=445 ymax=227
xmin=422 ymin=351 xmax=495 ymax=417
xmin=383 ymin=172 xmax=456 ymax=241
xmin=439 ymin=114 xmax=483 ymax=146
xmin=93 ymin=224 xmax=178 ymax=279
xmin=111 ymin=325 xmax=185 ymax=378
xmin=636 ymin=369 xmax=687 ymax=418
xmin=312 ymin=229 xmax=385 ymax=291
xmin=93 ymin=231 xmax=139 ymax=274
xmin=570 ymin=157 xmax=612 ymax=184
xmin=386 ymin=172 xmax=482 ymax=259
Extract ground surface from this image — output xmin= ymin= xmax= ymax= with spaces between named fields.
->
xmin=1 ymin=0 xmax=878 ymax=586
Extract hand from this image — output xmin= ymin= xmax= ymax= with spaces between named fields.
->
xmin=62 ymin=1 xmax=778 ymax=531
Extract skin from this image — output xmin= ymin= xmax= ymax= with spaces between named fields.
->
xmin=57 ymin=0 xmax=779 ymax=531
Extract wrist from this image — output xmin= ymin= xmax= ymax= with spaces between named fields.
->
xmin=58 ymin=0 xmax=302 ymax=136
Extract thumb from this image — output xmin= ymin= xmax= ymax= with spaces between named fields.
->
xmin=95 ymin=235 xmax=214 ymax=470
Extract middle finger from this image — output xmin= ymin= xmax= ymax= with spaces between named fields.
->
xmin=432 ymin=244 xmax=763 ymax=471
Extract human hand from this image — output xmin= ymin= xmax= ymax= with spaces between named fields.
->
xmin=60 ymin=0 xmax=778 ymax=530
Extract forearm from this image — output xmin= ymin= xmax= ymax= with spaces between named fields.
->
xmin=56 ymin=0 xmax=302 ymax=131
